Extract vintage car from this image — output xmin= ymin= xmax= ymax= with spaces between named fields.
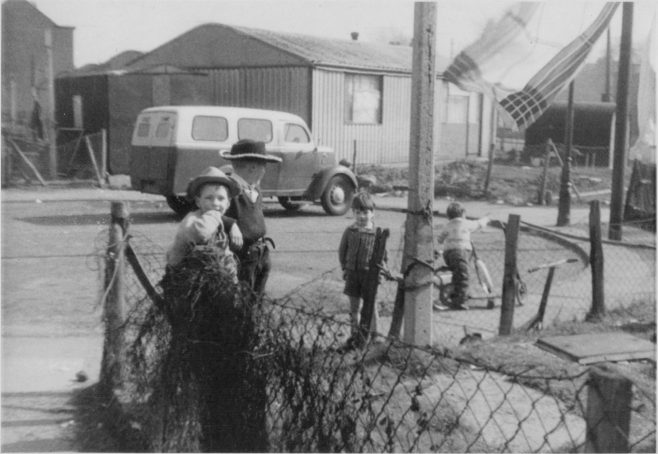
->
xmin=129 ymin=105 xmax=357 ymax=216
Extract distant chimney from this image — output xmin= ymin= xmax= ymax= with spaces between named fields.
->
xmin=350 ymin=32 xmax=359 ymax=41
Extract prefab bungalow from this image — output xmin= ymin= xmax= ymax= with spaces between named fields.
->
xmin=56 ymin=23 xmax=496 ymax=175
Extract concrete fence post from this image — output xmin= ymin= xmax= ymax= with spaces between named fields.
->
xmin=585 ymin=364 xmax=632 ymax=452
xmin=100 ymin=201 xmax=129 ymax=392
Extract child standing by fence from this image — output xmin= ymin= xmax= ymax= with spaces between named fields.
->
xmin=338 ymin=192 xmax=382 ymax=348
xmin=165 ymin=166 xmax=242 ymax=283
xmin=436 ymin=202 xmax=489 ymax=310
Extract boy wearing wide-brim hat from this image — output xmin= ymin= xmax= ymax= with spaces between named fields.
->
xmin=166 ymin=166 xmax=243 ymax=283
xmin=220 ymin=139 xmax=281 ymax=296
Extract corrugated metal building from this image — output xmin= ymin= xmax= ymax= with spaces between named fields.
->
xmin=57 ymin=23 xmax=496 ymax=174
xmin=56 ymin=64 xmax=211 ymax=173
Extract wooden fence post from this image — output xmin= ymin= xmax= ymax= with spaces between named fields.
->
xmin=538 ymin=139 xmax=551 ymax=205
xmin=587 ymin=200 xmax=605 ymax=320
xmin=358 ymin=228 xmax=389 ymax=344
xmin=499 ymin=214 xmax=520 ymax=335
xmin=100 ymin=201 xmax=129 ymax=392
xmin=585 ymin=364 xmax=632 ymax=452
xmin=483 ymin=143 xmax=494 ymax=195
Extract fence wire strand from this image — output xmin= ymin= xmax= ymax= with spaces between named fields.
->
xmin=94 ymin=222 xmax=655 ymax=452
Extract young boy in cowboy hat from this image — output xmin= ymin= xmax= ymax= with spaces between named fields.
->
xmin=166 ymin=166 xmax=242 ymax=282
xmin=220 ymin=139 xmax=282 ymax=295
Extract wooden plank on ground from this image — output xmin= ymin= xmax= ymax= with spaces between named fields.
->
xmin=536 ymin=332 xmax=655 ymax=365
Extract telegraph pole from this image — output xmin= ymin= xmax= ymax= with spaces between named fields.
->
xmin=403 ymin=2 xmax=437 ymax=347
xmin=557 ymin=81 xmax=575 ymax=226
xmin=609 ymin=2 xmax=633 ymax=240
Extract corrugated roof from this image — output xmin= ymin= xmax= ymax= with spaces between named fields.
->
xmin=231 ymin=24 xmax=415 ymax=73
xmin=124 ymin=23 xmax=451 ymax=75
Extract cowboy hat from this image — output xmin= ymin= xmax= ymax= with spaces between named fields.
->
xmin=186 ymin=166 xmax=240 ymax=200
xmin=219 ymin=139 xmax=282 ymax=162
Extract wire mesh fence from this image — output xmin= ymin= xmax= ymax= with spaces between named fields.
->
xmin=94 ymin=215 xmax=656 ymax=452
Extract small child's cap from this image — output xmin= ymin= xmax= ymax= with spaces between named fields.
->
xmin=186 ymin=166 xmax=240 ymax=199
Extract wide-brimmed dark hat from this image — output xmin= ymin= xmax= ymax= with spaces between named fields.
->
xmin=186 ymin=166 xmax=240 ymax=199
xmin=219 ymin=139 xmax=282 ymax=162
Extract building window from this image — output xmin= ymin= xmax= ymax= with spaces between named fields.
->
xmin=238 ymin=118 xmax=273 ymax=142
xmin=192 ymin=116 xmax=228 ymax=141
xmin=345 ymin=74 xmax=382 ymax=124
xmin=446 ymin=95 xmax=469 ymax=124
xmin=284 ymin=123 xmax=310 ymax=143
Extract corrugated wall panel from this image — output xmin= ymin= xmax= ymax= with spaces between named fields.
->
xmin=312 ymin=69 xmax=414 ymax=165
xmin=208 ymin=67 xmax=310 ymax=123
xmin=312 ymin=68 xmax=489 ymax=166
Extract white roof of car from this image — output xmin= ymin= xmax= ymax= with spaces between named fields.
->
xmin=140 ymin=105 xmax=304 ymax=122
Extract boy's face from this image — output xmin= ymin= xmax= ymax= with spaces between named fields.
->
xmin=234 ymin=161 xmax=267 ymax=185
xmin=353 ymin=208 xmax=374 ymax=227
xmin=195 ymin=184 xmax=230 ymax=214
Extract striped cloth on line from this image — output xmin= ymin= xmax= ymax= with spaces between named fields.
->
xmin=444 ymin=2 xmax=619 ymax=130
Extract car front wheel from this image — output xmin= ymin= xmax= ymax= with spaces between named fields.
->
xmin=321 ymin=175 xmax=355 ymax=216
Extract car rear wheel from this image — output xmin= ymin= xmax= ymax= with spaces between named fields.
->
xmin=278 ymin=196 xmax=307 ymax=211
xmin=166 ymin=195 xmax=195 ymax=218
xmin=321 ymin=175 xmax=355 ymax=216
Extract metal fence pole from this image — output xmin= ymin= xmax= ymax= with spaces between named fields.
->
xmin=585 ymin=364 xmax=632 ymax=452
xmin=100 ymin=201 xmax=128 ymax=392
xmin=587 ymin=200 xmax=605 ymax=320
xmin=499 ymin=214 xmax=520 ymax=335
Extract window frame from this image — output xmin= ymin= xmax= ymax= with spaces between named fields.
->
xmin=344 ymin=73 xmax=383 ymax=125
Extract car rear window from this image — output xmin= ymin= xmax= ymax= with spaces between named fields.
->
xmin=136 ymin=117 xmax=151 ymax=138
xmin=238 ymin=118 xmax=273 ymax=143
xmin=155 ymin=117 xmax=173 ymax=139
xmin=192 ymin=115 xmax=229 ymax=141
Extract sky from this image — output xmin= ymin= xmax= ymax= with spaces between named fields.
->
xmin=30 ymin=0 xmax=657 ymax=68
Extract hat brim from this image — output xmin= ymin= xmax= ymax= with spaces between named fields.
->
xmin=186 ymin=175 xmax=240 ymax=200
xmin=220 ymin=150 xmax=282 ymax=163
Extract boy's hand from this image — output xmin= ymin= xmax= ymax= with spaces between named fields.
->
xmin=229 ymin=223 xmax=243 ymax=248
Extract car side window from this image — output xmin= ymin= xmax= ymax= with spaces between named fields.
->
xmin=192 ymin=115 xmax=228 ymax=141
xmin=238 ymin=118 xmax=273 ymax=143
xmin=284 ymin=123 xmax=310 ymax=144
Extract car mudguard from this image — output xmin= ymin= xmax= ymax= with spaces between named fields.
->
xmin=304 ymin=165 xmax=358 ymax=200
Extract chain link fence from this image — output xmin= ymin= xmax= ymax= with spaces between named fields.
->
xmin=93 ymin=205 xmax=655 ymax=452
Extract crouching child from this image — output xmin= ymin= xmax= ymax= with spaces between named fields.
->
xmin=164 ymin=166 xmax=243 ymax=296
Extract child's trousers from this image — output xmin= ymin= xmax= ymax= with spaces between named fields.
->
xmin=443 ymin=248 xmax=470 ymax=306
xmin=349 ymin=296 xmax=379 ymax=336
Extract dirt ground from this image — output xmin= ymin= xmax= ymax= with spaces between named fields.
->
xmin=1 ymin=181 xmax=653 ymax=451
